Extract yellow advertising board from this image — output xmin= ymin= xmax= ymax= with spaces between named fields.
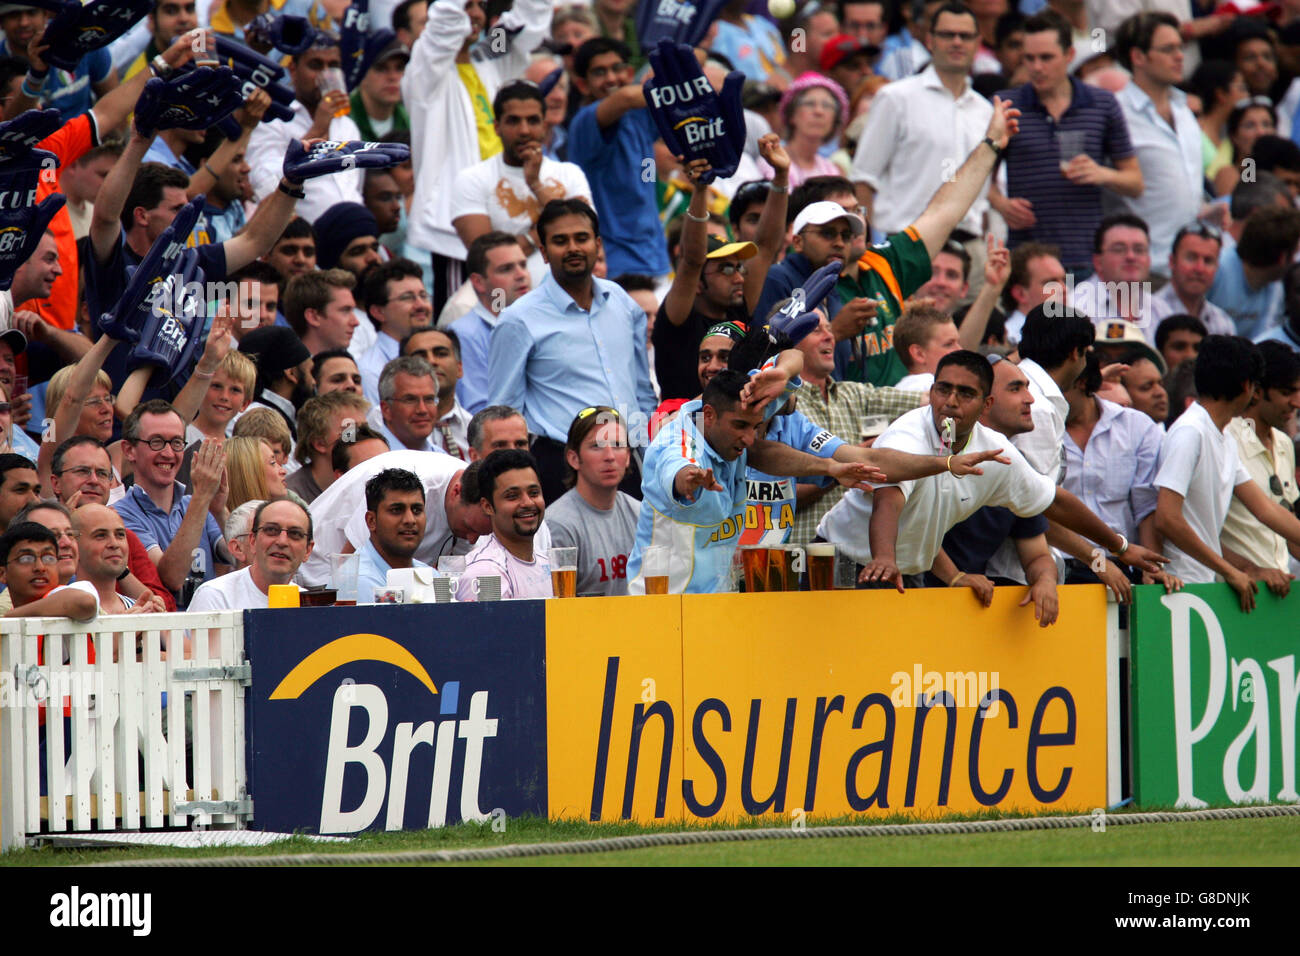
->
xmin=546 ymin=595 xmax=684 ymax=823
xmin=546 ymin=587 xmax=1108 ymax=824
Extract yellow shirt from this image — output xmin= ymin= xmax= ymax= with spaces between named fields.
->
xmin=457 ymin=63 xmax=501 ymax=161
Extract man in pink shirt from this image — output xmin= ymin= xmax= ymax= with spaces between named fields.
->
xmin=456 ymin=449 xmax=552 ymax=601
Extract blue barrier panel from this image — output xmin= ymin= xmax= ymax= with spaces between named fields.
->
xmin=245 ymin=602 xmax=548 ymax=835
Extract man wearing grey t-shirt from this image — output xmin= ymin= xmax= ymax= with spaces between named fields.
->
xmin=545 ymin=408 xmax=639 ymax=596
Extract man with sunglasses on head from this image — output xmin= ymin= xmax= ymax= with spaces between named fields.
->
xmin=655 ymin=146 xmax=790 ymax=400
xmin=1148 ymin=222 xmax=1235 ymax=337
xmin=112 ymin=400 xmax=230 ymax=606
xmin=188 ymin=498 xmax=313 ymax=611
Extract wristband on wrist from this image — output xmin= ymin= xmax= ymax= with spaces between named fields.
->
xmin=949 ymin=572 xmax=967 ymax=587
xmin=683 ymin=209 xmax=709 ymax=223
xmin=769 ymin=183 xmax=789 ymax=194
xmin=116 ymin=565 xmax=131 ymax=582
xmin=1110 ymin=533 xmax=1130 ymax=556
xmin=21 ymin=71 xmax=45 ymax=97
xmin=278 ymin=179 xmax=306 ymax=199
xmin=150 ymin=55 xmax=172 ymax=79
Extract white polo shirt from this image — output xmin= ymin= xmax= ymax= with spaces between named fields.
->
xmin=1153 ymin=401 xmax=1251 ymax=583
xmin=1013 ymin=358 xmax=1068 ymax=483
xmin=816 ymin=406 xmax=1057 ymax=573
xmin=850 ymin=65 xmax=993 ymax=237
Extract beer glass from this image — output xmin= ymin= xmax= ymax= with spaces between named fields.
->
xmin=642 ymin=546 xmax=670 ymax=594
xmin=808 ymin=542 xmax=836 ymax=591
xmin=549 ymin=548 xmax=578 ymax=598
xmin=740 ymin=546 xmax=768 ymax=592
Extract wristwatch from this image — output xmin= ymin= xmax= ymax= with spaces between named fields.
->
xmin=982 ymin=136 xmax=1002 ymax=157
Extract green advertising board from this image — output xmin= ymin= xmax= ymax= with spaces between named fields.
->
xmin=1131 ymin=583 xmax=1300 ymax=808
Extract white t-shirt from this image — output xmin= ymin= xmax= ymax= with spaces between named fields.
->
xmin=449 ymin=154 xmax=593 ymax=284
xmin=455 ymin=534 xmax=553 ymax=601
xmin=51 ymin=580 xmax=100 ymax=615
xmin=186 ymin=566 xmax=297 ymax=612
xmin=893 ymin=372 xmax=934 ymax=392
xmin=1153 ymin=401 xmax=1251 ymax=584
xmin=302 ymin=450 xmax=468 ymax=586
xmin=817 ymin=407 xmax=1057 ymax=573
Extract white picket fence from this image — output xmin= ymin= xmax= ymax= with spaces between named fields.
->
xmin=0 ymin=610 xmax=247 ymax=851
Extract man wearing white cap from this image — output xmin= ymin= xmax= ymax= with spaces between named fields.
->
xmin=765 ymin=97 xmax=1022 ymax=388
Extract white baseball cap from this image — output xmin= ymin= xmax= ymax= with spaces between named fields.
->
xmin=791 ymin=200 xmax=865 ymax=238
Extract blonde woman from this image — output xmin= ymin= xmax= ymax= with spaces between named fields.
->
xmin=225 ymin=437 xmax=308 ymax=513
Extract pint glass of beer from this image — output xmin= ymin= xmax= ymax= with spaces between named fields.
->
xmin=740 ymin=546 xmax=768 ymax=592
xmin=808 ymin=542 xmax=835 ymax=591
xmin=549 ymin=548 xmax=578 ymax=598
xmin=767 ymin=545 xmax=799 ymax=591
xmin=643 ymin=546 xmax=670 ymax=594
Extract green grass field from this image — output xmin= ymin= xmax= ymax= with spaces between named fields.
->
xmin=5 ymin=808 xmax=1298 ymax=867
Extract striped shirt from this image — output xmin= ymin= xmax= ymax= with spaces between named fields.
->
xmin=998 ymin=77 xmax=1135 ymax=270
xmin=788 ymin=377 xmax=927 ymax=544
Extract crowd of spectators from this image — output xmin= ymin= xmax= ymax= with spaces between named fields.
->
xmin=1 ymin=0 xmax=1298 ymax=630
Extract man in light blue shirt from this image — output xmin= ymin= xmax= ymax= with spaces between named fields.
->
xmin=1206 ymin=206 xmax=1300 ymax=340
xmin=450 ymin=232 xmax=532 ymax=415
xmin=488 ymin=197 xmax=656 ymax=501
xmin=355 ymin=467 xmax=436 ymax=596
xmin=626 ymin=370 xmax=883 ymax=594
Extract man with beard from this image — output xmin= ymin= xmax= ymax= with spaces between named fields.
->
xmin=237 ymin=326 xmax=317 ymax=442
xmin=489 ymin=198 xmax=655 ymax=502
xmin=357 ymin=468 xmax=433 ymax=595
xmin=456 ymin=449 xmax=552 ymax=601
xmin=188 ymin=498 xmax=313 ymax=611
xmin=451 ymin=81 xmax=593 ymax=287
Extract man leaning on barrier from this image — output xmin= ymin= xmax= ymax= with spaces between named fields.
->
xmin=187 ymin=498 xmax=313 ymax=612
xmin=819 ymin=350 xmax=1168 ymax=597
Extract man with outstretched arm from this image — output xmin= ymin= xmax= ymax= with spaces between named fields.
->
xmin=819 ymin=350 xmax=1167 ymax=598
xmin=627 ymin=368 xmax=1007 ymax=594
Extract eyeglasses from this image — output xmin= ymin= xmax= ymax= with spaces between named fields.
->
xmin=57 ymin=465 xmax=112 ymax=481
xmin=256 ymin=524 xmax=310 ymax=542
xmin=797 ymin=97 xmax=839 ymax=111
xmin=811 ymin=227 xmax=854 ymax=242
xmin=51 ymin=528 xmax=80 ymax=541
xmin=391 ymin=290 xmax=431 ymax=304
xmin=733 ymin=180 xmax=771 ymax=201
xmin=390 ymin=394 xmax=437 ymax=408
xmin=83 ymin=395 xmax=114 ymax=409
xmin=133 ymin=436 xmax=186 ymax=453
xmin=577 ymin=406 xmax=619 ymax=420
xmin=933 ymin=29 xmax=978 ymax=42
xmin=931 ymin=381 xmax=982 ymax=401
xmin=8 ymin=552 xmax=58 ymax=566
xmin=708 ymin=262 xmax=748 ymax=277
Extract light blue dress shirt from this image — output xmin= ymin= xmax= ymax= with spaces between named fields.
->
xmin=356 ymin=537 xmax=434 ymax=596
xmin=487 ymin=273 xmax=656 ymax=443
xmin=449 ymin=302 xmax=498 ymax=415
xmin=1206 ymin=244 xmax=1284 ymax=341
xmin=1062 ymin=396 xmax=1163 ymax=541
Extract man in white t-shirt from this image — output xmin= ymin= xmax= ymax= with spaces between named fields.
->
xmin=457 ymin=449 xmax=553 ymax=601
xmin=891 ymin=304 xmax=959 ymax=393
xmin=188 ymin=499 xmax=313 ymax=612
xmin=1154 ymin=335 xmax=1300 ymax=611
xmin=301 ymin=449 xmax=491 ymax=585
xmin=450 ymin=81 xmax=593 ymax=286
xmin=819 ymin=350 xmax=1168 ymax=591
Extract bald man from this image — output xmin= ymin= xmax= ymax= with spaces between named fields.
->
xmin=73 ymin=505 xmax=148 ymax=616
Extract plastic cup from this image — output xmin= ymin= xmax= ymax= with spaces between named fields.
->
xmin=642 ymin=546 xmax=670 ymax=595
xmin=549 ymin=547 xmax=578 ymax=598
